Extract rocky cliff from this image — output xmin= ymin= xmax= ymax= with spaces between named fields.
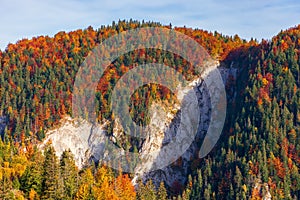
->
xmin=40 ymin=61 xmax=237 ymax=188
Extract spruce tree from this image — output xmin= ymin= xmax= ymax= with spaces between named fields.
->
xmin=41 ymin=145 xmax=62 ymax=199
xmin=60 ymin=149 xmax=79 ymax=199
xmin=157 ymin=181 xmax=167 ymax=200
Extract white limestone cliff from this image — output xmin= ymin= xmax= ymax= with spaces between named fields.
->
xmin=40 ymin=61 xmax=238 ymax=188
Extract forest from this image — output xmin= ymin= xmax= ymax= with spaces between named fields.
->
xmin=0 ymin=20 xmax=299 ymax=199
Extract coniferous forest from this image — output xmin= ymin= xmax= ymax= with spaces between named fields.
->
xmin=0 ymin=20 xmax=299 ymax=199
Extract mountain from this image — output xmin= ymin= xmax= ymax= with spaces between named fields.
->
xmin=0 ymin=20 xmax=299 ymax=199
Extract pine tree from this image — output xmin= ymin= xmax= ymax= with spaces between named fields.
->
xmin=234 ymin=166 xmax=243 ymax=198
xmin=157 ymin=181 xmax=167 ymax=200
xmin=114 ymin=174 xmax=136 ymax=200
xmin=60 ymin=149 xmax=78 ymax=199
xmin=41 ymin=145 xmax=62 ymax=199
xmin=261 ymin=141 xmax=269 ymax=183
xmin=74 ymin=168 xmax=95 ymax=200
xmin=203 ymin=183 xmax=211 ymax=200
xmin=20 ymin=161 xmax=43 ymax=197
xmin=137 ymin=180 xmax=157 ymax=200
xmin=190 ymin=169 xmax=203 ymax=199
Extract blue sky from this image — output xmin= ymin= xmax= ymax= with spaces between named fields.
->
xmin=1 ymin=0 xmax=300 ymax=50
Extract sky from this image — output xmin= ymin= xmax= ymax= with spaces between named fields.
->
xmin=1 ymin=0 xmax=300 ymax=50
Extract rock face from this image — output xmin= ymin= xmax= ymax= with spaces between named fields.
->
xmin=39 ymin=116 xmax=107 ymax=169
xmin=132 ymin=61 xmax=237 ymax=187
xmin=41 ymin=61 xmax=237 ymax=188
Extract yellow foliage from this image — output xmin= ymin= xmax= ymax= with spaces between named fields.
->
xmin=278 ymin=188 xmax=285 ymax=199
xmin=93 ymin=185 xmax=119 ymax=200
xmin=73 ymin=47 xmax=81 ymax=54
xmin=13 ymin=163 xmax=27 ymax=177
xmin=12 ymin=190 xmax=25 ymax=200
xmin=282 ymin=66 xmax=289 ymax=72
xmin=262 ymin=78 xmax=268 ymax=86
xmin=11 ymin=154 xmax=28 ymax=177
xmin=16 ymin=86 xmax=22 ymax=94
xmin=114 ymin=174 xmax=136 ymax=200
xmin=3 ymin=161 xmax=10 ymax=168
xmin=95 ymin=166 xmax=113 ymax=185
xmin=74 ymin=183 xmax=91 ymax=200
xmin=242 ymin=184 xmax=247 ymax=193
xmin=8 ymin=106 xmax=13 ymax=114
xmin=288 ymin=129 xmax=296 ymax=140
xmin=29 ymin=189 xmax=38 ymax=200
xmin=269 ymin=152 xmax=275 ymax=160
xmin=75 ymin=166 xmax=136 ymax=200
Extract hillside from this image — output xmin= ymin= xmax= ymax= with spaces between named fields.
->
xmin=0 ymin=21 xmax=299 ymax=199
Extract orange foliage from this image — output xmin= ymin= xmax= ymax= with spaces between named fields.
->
xmin=250 ymin=188 xmax=262 ymax=200
xmin=272 ymin=157 xmax=286 ymax=179
xmin=114 ymin=174 xmax=136 ymax=200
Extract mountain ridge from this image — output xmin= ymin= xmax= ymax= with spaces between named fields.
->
xmin=0 ymin=21 xmax=299 ymax=199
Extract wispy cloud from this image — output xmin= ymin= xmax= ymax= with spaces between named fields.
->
xmin=1 ymin=0 xmax=300 ymax=50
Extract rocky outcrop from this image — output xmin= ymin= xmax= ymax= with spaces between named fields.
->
xmin=39 ymin=116 xmax=107 ymax=169
xmin=40 ymin=61 xmax=237 ymax=188
xmin=132 ymin=61 xmax=236 ymax=187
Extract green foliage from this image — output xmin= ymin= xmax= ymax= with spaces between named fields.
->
xmin=60 ymin=149 xmax=79 ymax=199
xmin=41 ymin=145 xmax=62 ymax=199
xmin=180 ymin=25 xmax=300 ymax=200
xmin=0 ymin=21 xmax=299 ymax=199
xmin=137 ymin=180 xmax=157 ymax=200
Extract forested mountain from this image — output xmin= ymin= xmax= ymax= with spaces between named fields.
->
xmin=179 ymin=26 xmax=300 ymax=200
xmin=0 ymin=20 xmax=299 ymax=199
